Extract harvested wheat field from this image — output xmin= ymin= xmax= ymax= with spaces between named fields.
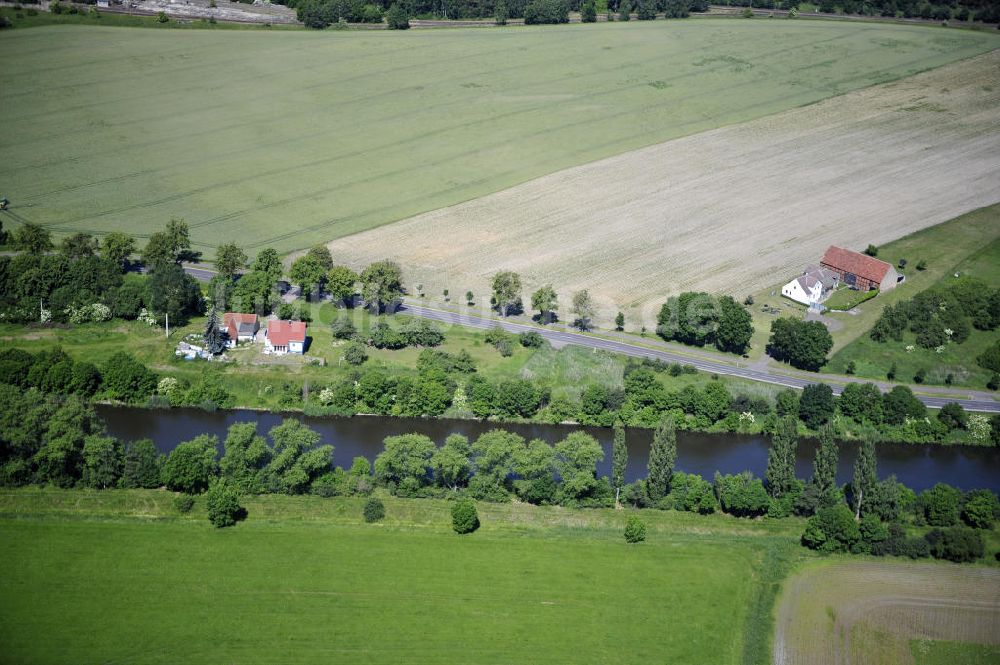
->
xmin=329 ymin=50 xmax=1000 ymax=326
xmin=773 ymin=560 xmax=1000 ymax=665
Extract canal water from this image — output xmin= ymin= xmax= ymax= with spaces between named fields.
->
xmin=96 ymin=405 xmax=1000 ymax=492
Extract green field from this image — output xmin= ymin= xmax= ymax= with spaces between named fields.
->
xmin=911 ymin=640 xmax=1000 ymax=665
xmin=0 ymin=488 xmax=801 ymax=664
xmin=1 ymin=21 xmax=997 ymax=255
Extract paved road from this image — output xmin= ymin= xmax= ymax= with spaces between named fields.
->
xmin=167 ymin=263 xmax=998 ymax=414
xmin=399 ymin=303 xmax=1000 ymax=414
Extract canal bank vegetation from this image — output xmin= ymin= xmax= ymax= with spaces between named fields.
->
xmin=1 ymin=385 xmax=997 ymax=565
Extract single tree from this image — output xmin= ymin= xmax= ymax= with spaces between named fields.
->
xmin=612 ymin=420 xmax=628 ymax=506
xmin=623 ymin=515 xmax=646 ymax=543
xmin=451 ymin=498 xmax=480 ymax=534
xmin=363 ymin=497 xmax=386 ymax=522
xmin=646 ymin=416 xmax=677 ymax=502
xmin=203 ymin=308 xmax=228 ymax=355
xmin=306 ymin=245 xmax=334 ymax=270
xmin=326 ymin=265 xmax=359 ymax=306
xmin=251 ymin=248 xmax=284 ymax=282
xmin=432 ymin=433 xmax=473 ymax=490
xmin=60 ymin=232 xmax=99 ymax=260
xmin=765 ymin=417 xmax=798 ymax=498
xmin=289 ymin=255 xmax=327 ymax=300
xmin=206 ymin=478 xmax=244 ymax=528
xmin=618 ymin=0 xmax=631 ymax=20
xmin=386 ymin=2 xmax=410 ymax=28
xmin=571 ymin=289 xmax=596 ymax=331
xmin=852 ymin=429 xmax=877 ymax=519
xmin=465 ymin=291 xmax=474 ymax=306
xmin=581 ymin=0 xmax=597 ymax=21
xmin=102 ymin=231 xmax=136 ymax=272
xmin=12 ymin=222 xmax=53 ymax=255
xmin=810 ymin=423 xmax=839 ymax=497
xmin=361 ymin=260 xmax=403 ymax=313
xmin=214 ymin=242 xmax=248 ymax=281
xmin=491 ymin=271 xmax=522 ymax=317
xmin=495 ymin=0 xmax=508 ymax=23
xmin=531 ymin=285 xmax=558 ymax=323
xmin=615 ymin=311 xmax=625 ymax=331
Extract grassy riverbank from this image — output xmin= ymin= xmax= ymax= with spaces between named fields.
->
xmin=0 ymin=488 xmax=803 ymax=664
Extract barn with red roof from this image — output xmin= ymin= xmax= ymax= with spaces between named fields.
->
xmin=819 ymin=246 xmax=902 ymax=292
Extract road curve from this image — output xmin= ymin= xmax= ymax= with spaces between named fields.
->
xmin=399 ymin=303 xmax=1000 ymax=414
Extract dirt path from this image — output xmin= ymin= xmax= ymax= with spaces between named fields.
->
xmin=329 ymin=51 xmax=1000 ymax=328
xmin=773 ymin=560 xmax=1000 ymax=665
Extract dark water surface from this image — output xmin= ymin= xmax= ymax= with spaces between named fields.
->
xmin=96 ymin=405 xmax=1000 ymax=492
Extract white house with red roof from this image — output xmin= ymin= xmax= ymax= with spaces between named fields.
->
xmin=223 ymin=312 xmax=259 ymax=348
xmin=265 ymin=320 xmax=307 ymax=355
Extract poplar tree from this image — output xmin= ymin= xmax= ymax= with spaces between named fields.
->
xmin=765 ymin=417 xmax=798 ymax=498
xmin=646 ymin=416 xmax=676 ymax=502
xmin=852 ymin=429 xmax=878 ymax=520
xmin=612 ymin=421 xmax=628 ymax=506
xmin=811 ymin=423 xmax=839 ymax=496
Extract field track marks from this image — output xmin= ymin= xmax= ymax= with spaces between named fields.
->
xmin=773 ymin=560 xmax=1000 ymax=665
xmin=329 ymin=50 xmax=1000 ymax=326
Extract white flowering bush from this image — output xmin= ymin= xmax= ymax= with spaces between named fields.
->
xmin=39 ymin=307 xmax=52 ymax=324
xmin=90 ymin=303 xmax=112 ymax=322
xmin=968 ymin=414 xmax=990 ymax=443
xmin=905 ymin=345 xmax=915 ymax=353
xmin=944 ymin=328 xmax=953 ymax=338
xmin=318 ymin=387 xmax=336 ymax=406
xmin=158 ymin=377 xmax=179 ymax=397
xmin=739 ymin=411 xmax=755 ymax=424
xmin=138 ymin=308 xmax=157 ymax=326
xmin=935 ymin=345 xmax=945 ymax=354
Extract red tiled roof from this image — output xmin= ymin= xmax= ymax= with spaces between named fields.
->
xmin=223 ymin=312 xmax=257 ymax=339
xmin=268 ymin=320 xmax=306 ymax=346
xmin=820 ymin=246 xmax=892 ymax=284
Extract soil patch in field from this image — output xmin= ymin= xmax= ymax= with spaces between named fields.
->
xmin=329 ymin=51 xmax=1000 ymax=327
xmin=773 ymin=560 xmax=1000 ymax=665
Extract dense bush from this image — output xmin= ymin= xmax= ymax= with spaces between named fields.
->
xmin=926 ymin=527 xmax=984 ymax=563
xmin=173 ymin=494 xmax=195 ymax=513
xmin=206 ymin=479 xmax=244 ymax=528
xmin=451 ymin=498 xmax=480 ymax=534
xmin=623 ymin=515 xmax=647 ymax=543
xmin=363 ymin=497 xmax=386 ymax=522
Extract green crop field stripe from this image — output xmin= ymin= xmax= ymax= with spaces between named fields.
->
xmin=236 ymin=41 xmax=970 ymax=250
xmin=49 ymin=29 xmax=865 ymax=235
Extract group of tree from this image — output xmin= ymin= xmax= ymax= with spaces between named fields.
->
xmin=0 ymin=347 xmax=157 ymax=405
xmin=870 ymin=276 xmax=999 ymax=350
xmin=283 ymin=0 xmax=708 ymax=27
xmin=767 ymin=317 xmax=834 ymax=371
xmin=715 ymin=0 xmax=1000 ymax=23
xmin=0 ymin=220 xmax=204 ymax=327
xmin=656 ymin=292 xmax=754 ymax=354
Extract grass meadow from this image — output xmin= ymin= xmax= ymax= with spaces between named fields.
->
xmin=1 ymin=21 xmax=997 ymax=256
xmin=0 ymin=488 xmax=802 ymax=664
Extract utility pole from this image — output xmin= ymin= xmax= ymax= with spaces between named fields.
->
xmin=165 ymin=312 xmax=169 ymax=338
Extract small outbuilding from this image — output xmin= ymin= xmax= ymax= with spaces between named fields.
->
xmin=265 ymin=320 xmax=307 ymax=355
xmin=223 ymin=312 xmax=259 ymax=348
xmin=819 ymin=246 xmax=902 ymax=292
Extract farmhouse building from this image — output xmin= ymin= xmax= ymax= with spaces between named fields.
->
xmin=781 ymin=266 xmax=839 ymax=306
xmin=265 ymin=320 xmax=307 ymax=355
xmin=820 ymin=246 xmax=902 ymax=292
xmin=223 ymin=312 xmax=259 ymax=348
